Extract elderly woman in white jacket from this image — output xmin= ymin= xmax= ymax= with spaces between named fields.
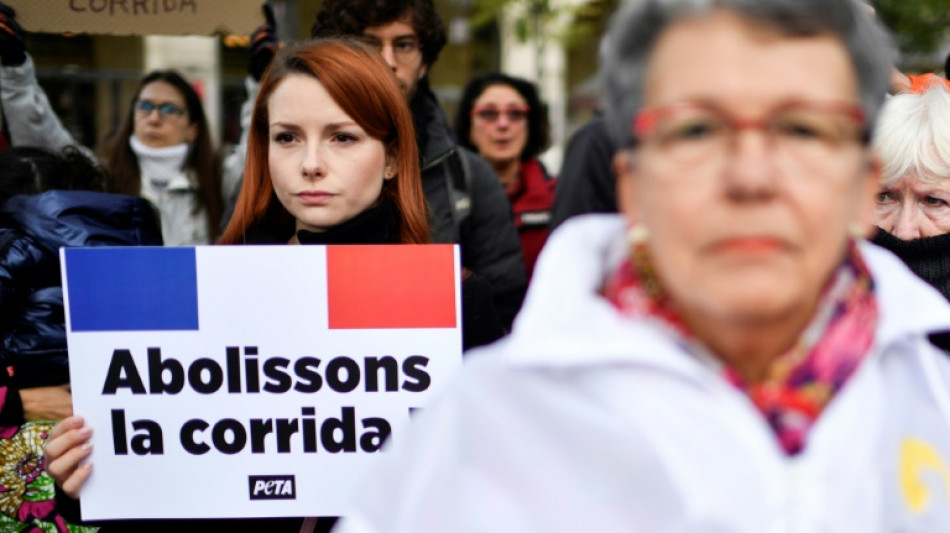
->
xmin=333 ymin=0 xmax=950 ymax=531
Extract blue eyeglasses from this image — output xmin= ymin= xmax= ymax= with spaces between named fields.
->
xmin=135 ymin=99 xmax=186 ymax=119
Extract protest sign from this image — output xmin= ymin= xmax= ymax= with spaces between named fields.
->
xmin=4 ymin=0 xmax=260 ymax=36
xmin=61 ymin=245 xmax=463 ymax=519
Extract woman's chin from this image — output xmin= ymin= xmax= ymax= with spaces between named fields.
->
xmin=678 ymin=276 xmax=811 ymax=326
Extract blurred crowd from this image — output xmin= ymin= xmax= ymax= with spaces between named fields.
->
xmin=0 ymin=0 xmax=947 ymax=531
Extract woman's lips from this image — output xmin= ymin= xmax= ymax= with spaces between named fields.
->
xmin=297 ymin=191 xmax=334 ymax=206
xmin=713 ymin=237 xmax=785 ymax=253
xmin=140 ymin=132 xmax=166 ymax=144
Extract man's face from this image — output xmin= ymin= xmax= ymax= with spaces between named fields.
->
xmin=360 ymin=18 xmax=428 ymax=100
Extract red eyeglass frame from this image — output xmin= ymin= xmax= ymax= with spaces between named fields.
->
xmin=632 ymin=101 xmax=867 ymax=141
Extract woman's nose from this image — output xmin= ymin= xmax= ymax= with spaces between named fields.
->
xmin=143 ymin=108 xmax=163 ymax=122
xmin=301 ymin=144 xmax=325 ymax=179
xmin=721 ymin=131 xmax=779 ymax=201
xmin=891 ymin=205 xmax=922 ymax=240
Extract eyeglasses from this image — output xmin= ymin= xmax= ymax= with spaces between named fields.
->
xmin=134 ymin=100 xmax=186 ymax=119
xmin=471 ymin=107 xmax=530 ymax=124
xmin=355 ymin=36 xmax=422 ymax=65
xmin=633 ymin=101 xmax=867 ymax=171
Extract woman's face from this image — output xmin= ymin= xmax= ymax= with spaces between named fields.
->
xmin=616 ymin=11 xmax=879 ymax=325
xmin=469 ymin=84 xmax=529 ymax=166
xmin=268 ymin=74 xmax=392 ymax=234
xmin=875 ymin=172 xmax=950 ymax=239
xmin=133 ymin=80 xmax=197 ymax=148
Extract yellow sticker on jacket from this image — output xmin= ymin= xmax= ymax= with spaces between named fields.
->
xmin=899 ymin=438 xmax=950 ymax=513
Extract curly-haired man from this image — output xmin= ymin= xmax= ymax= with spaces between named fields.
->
xmin=312 ymin=0 xmax=527 ymax=330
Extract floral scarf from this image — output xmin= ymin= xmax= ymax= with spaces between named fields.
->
xmin=602 ymin=241 xmax=878 ymax=455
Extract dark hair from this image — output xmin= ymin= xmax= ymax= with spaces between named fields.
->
xmin=945 ymin=50 xmax=950 ymax=80
xmin=101 ymin=70 xmax=222 ymax=238
xmin=310 ymin=0 xmax=446 ymax=67
xmin=0 ymin=145 xmax=106 ymax=204
xmin=455 ymin=72 xmax=551 ymax=161
xmin=219 ymin=39 xmax=429 ymax=245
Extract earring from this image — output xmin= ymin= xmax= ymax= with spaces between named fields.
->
xmin=384 ymin=167 xmax=395 ymax=179
xmin=848 ymin=222 xmax=865 ymax=240
xmin=627 ymin=223 xmax=649 ymax=245
xmin=626 ymin=224 xmax=665 ymax=300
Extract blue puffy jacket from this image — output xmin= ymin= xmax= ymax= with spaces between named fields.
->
xmin=0 ymin=190 xmax=162 ymax=389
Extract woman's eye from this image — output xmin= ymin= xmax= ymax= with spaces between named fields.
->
xmin=333 ymin=133 xmax=357 ymax=143
xmin=877 ymin=191 xmax=894 ymax=204
xmin=774 ymin=114 xmax=845 ymax=146
xmin=665 ymin=119 xmax=719 ymax=141
xmin=273 ymin=132 xmax=296 ymax=144
xmin=924 ymin=196 xmax=946 ymax=207
xmin=779 ymin=122 xmax=821 ymax=139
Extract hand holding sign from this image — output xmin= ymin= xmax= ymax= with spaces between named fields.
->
xmin=0 ymin=2 xmax=26 ymax=66
xmin=44 ymin=416 xmax=94 ymax=500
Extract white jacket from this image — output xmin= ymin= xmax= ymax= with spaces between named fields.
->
xmin=137 ymin=168 xmax=209 ymax=246
xmin=0 ymin=56 xmax=213 ymax=246
xmin=337 ymin=214 xmax=950 ymax=533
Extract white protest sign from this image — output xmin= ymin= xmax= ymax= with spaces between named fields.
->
xmin=61 ymin=244 xmax=462 ymax=519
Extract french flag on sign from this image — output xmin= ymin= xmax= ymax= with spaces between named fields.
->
xmin=64 ymin=245 xmax=459 ymax=332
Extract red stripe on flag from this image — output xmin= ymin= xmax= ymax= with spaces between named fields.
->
xmin=327 ymin=245 xmax=457 ymax=329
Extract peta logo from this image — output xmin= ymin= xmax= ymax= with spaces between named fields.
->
xmin=248 ymin=475 xmax=296 ymax=500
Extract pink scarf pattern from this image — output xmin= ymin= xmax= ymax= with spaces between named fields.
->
xmin=602 ymin=242 xmax=878 ymax=455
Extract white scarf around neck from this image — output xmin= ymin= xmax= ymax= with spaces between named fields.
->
xmin=129 ymin=135 xmax=190 ymax=189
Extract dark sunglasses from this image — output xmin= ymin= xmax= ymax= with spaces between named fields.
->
xmin=135 ymin=99 xmax=186 ymax=119
xmin=471 ymin=107 xmax=530 ymax=123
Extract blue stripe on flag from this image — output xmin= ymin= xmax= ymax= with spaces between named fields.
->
xmin=65 ymin=247 xmax=199 ymax=332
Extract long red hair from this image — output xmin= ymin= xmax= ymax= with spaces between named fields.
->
xmin=219 ymin=39 xmax=429 ymax=244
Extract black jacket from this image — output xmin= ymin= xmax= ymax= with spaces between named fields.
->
xmin=550 ymin=115 xmax=618 ymax=231
xmin=0 ymin=190 xmax=163 ymax=389
xmin=411 ymin=81 xmax=527 ymax=330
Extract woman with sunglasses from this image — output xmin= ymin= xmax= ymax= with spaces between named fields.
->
xmin=0 ymin=3 xmax=222 ymax=245
xmin=455 ymin=73 xmax=554 ymax=278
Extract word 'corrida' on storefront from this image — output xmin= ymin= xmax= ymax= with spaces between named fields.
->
xmin=69 ymin=0 xmax=197 ymax=16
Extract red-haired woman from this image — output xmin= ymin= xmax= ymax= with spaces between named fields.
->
xmin=42 ymin=39 xmax=501 ymax=532
xmin=219 ymin=40 xmax=502 ymax=349
xmin=219 ymin=39 xmax=429 ymax=246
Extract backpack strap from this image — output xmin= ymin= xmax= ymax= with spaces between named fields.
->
xmin=444 ymin=148 xmax=472 ymax=232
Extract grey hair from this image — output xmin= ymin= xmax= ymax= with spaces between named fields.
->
xmin=874 ymin=82 xmax=950 ymax=187
xmin=599 ymin=0 xmax=897 ymax=148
